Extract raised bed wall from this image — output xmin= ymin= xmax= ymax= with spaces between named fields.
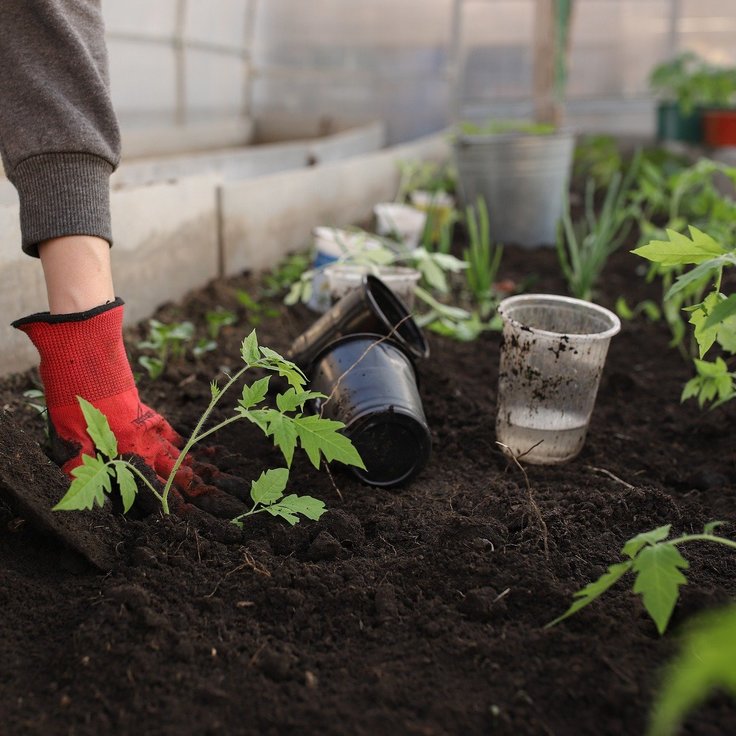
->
xmin=0 ymin=124 xmax=449 ymax=376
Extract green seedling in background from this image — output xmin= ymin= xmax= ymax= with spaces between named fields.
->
xmin=633 ymin=226 xmax=736 ymax=407
xmin=648 ymin=605 xmax=736 ymax=736
xmin=631 ymin=159 xmax=736 ymax=357
xmin=235 ymin=289 xmax=279 ymax=326
xmin=205 ymin=307 xmax=237 ymax=340
xmin=547 ymin=522 xmax=736 ymax=635
xmin=463 ymin=197 xmax=503 ymax=318
xmin=557 ymin=151 xmax=640 ymax=301
xmin=261 ymin=252 xmax=312 ymax=298
xmin=615 ymin=296 xmax=662 ymax=323
xmin=137 ymin=318 xmax=195 ymax=379
xmin=573 ymin=134 xmax=623 ymax=189
xmin=54 ymin=330 xmax=364 ymax=523
xmin=395 ymin=159 xmax=456 ymax=203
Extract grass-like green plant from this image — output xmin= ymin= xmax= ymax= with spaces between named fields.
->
xmin=633 ymin=226 xmax=736 ymax=407
xmin=648 ymin=605 xmax=736 ymax=736
xmin=547 ymin=522 xmax=736 ymax=635
xmin=462 ymin=198 xmax=503 ymax=319
xmin=55 ymin=330 xmax=364 ymax=523
xmin=137 ymin=319 xmax=195 ymax=380
xmin=556 ymin=152 xmax=640 ymax=301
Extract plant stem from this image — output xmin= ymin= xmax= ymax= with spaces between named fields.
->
xmin=122 ymin=462 xmax=166 ymax=510
xmin=161 ymin=364 xmax=248 ymax=511
xmin=669 ymin=533 xmax=736 ymax=551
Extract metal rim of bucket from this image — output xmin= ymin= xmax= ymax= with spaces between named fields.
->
xmin=364 ymin=275 xmax=430 ymax=360
xmin=453 ymin=128 xmax=575 ymax=147
xmin=497 ymin=293 xmax=621 ymax=341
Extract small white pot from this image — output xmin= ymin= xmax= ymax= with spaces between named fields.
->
xmin=324 ymin=264 xmax=421 ymax=310
xmin=373 ymin=203 xmax=427 ymax=249
xmin=308 ymin=227 xmax=383 ymax=312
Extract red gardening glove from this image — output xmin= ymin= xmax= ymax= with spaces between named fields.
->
xmin=13 ymin=298 xmax=246 ymax=518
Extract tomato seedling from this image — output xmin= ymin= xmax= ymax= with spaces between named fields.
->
xmin=547 ymin=522 xmax=736 ymax=635
xmin=54 ymin=330 xmax=365 ymax=524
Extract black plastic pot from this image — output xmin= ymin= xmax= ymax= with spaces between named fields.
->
xmin=310 ymin=333 xmax=431 ymax=488
xmin=288 ymin=274 xmax=429 ymax=372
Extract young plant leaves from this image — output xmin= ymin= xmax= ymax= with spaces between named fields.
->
xmin=545 ymin=561 xmax=634 ymax=628
xmin=78 ymin=397 xmax=118 ymax=459
xmin=631 ymin=543 xmax=690 ymax=635
xmin=239 ymin=376 xmax=271 ymax=411
xmin=250 ymin=467 xmax=288 ymax=506
xmin=265 ymin=493 xmax=326 ymax=526
xmin=548 ymin=523 xmax=736 ymax=636
xmin=632 ymin=227 xmax=728 ymax=266
xmin=648 ymin=606 xmax=736 ymax=736
xmin=292 ymin=414 xmax=366 ymax=469
xmin=112 ymin=461 xmax=138 ymax=513
xmin=54 ymin=454 xmax=112 ymax=511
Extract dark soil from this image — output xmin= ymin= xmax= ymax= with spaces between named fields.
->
xmin=1 ymin=243 xmax=734 ymax=736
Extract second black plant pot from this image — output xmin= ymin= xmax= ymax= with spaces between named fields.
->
xmin=309 ymin=333 xmax=432 ymax=488
xmin=288 ymin=274 xmax=429 ymax=373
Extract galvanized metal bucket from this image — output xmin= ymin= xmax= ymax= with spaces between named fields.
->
xmin=453 ymin=130 xmax=575 ymax=248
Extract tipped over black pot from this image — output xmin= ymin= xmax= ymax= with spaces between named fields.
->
xmin=309 ymin=333 xmax=431 ymax=488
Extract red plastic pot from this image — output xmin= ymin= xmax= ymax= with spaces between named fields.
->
xmin=703 ymin=108 xmax=736 ymax=147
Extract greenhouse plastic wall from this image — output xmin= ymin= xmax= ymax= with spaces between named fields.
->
xmin=40 ymin=0 xmax=736 ymax=156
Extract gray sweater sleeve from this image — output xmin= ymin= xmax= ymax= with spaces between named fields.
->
xmin=0 ymin=0 xmax=121 ymax=256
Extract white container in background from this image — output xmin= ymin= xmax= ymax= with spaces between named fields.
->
xmin=373 ymin=203 xmax=427 ymax=249
xmin=308 ymin=227 xmax=383 ymax=312
xmin=324 ymin=263 xmax=421 ymax=310
xmin=496 ymin=294 xmax=621 ymax=464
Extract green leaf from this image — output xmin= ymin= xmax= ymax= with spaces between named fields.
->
xmin=622 ymin=525 xmax=672 ymax=558
xmin=53 ymin=454 xmax=112 ymax=511
xmin=77 ymin=397 xmax=118 ymax=459
xmin=112 ymin=461 xmax=138 ymax=513
xmin=633 ymin=227 xmax=727 ymax=266
xmin=265 ymin=494 xmax=327 ymax=525
xmin=241 ymin=330 xmax=260 ymax=364
xmin=292 ymin=414 xmax=366 ymax=470
xmin=210 ymin=380 xmax=221 ymax=399
xmin=258 ymin=347 xmax=306 ymax=390
xmin=546 ymin=561 xmax=634 ymax=628
xmin=632 ymin=543 xmax=690 ymax=635
xmin=275 ymin=388 xmax=323 ymax=413
xmin=139 ymin=355 xmax=164 ymax=380
xmin=239 ymin=376 xmax=271 ymax=410
xmin=250 ymin=467 xmax=288 ymax=506
xmin=664 ymin=258 xmax=724 ymax=301
xmin=260 ymin=410 xmax=299 ymax=467
xmin=615 ymin=296 xmax=634 ymax=320
xmin=648 ymin=606 xmax=736 ymax=736
xmin=703 ymin=293 xmax=736 ymax=329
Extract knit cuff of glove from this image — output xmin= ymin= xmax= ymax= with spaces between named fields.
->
xmin=11 ymin=152 xmax=114 ymax=258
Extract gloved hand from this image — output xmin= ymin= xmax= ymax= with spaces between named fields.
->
xmin=13 ymin=298 xmax=246 ymax=518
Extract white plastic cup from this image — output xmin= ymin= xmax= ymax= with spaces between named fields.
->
xmin=495 ymin=294 xmax=621 ymax=465
xmin=324 ymin=264 xmax=421 ymax=310
xmin=308 ymin=227 xmax=383 ymax=313
xmin=373 ymin=203 xmax=427 ymax=249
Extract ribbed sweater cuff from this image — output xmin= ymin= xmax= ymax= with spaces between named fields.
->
xmin=12 ymin=153 xmax=114 ymax=258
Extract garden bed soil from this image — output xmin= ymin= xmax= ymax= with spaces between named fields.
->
xmin=0 ymin=244 xmax=734 ymax=735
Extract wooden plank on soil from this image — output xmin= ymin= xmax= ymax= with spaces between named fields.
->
xmin=0 ymin=412 xmax=119 ymax=570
